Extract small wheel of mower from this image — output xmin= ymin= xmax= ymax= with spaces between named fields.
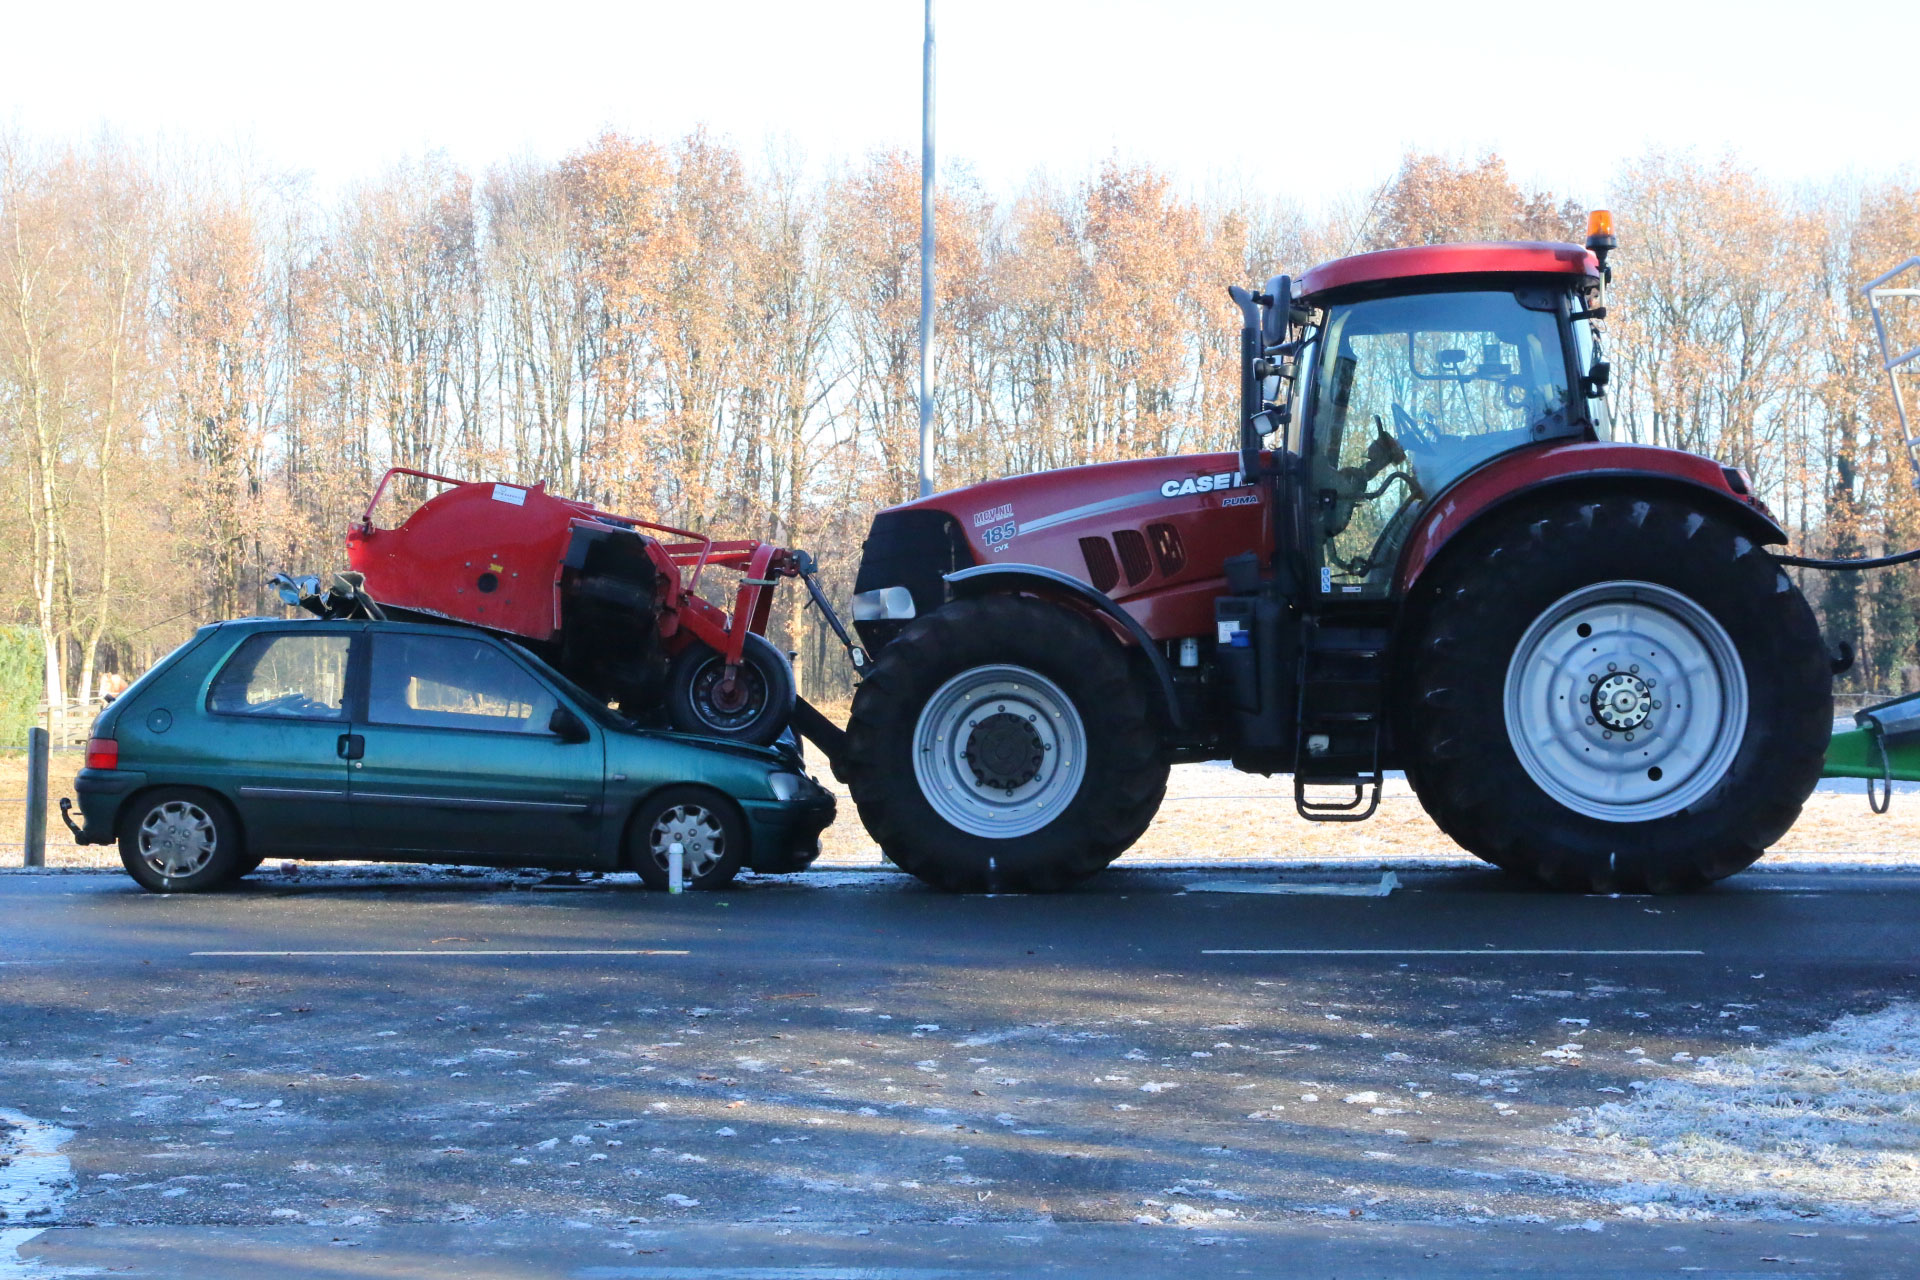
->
xmin=664 ymin=633 xmax=796 ymax=746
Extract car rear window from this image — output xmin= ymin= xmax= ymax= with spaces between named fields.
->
xmin=207 ymin=632 xmax=351 ymax=720
xmin=368 ymin=632 xmax=557 ymax=734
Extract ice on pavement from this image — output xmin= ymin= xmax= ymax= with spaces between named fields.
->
xmin=1542 ymin=1003 xmax=1920 ymax=1220
xmin=0 ymin=1108 xmax=74 ymax=1277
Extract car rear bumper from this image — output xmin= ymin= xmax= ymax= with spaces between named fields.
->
xmin=740 ymin=788 xmax=836 ymax=874
xmin=69 ymin=768 xmax=147 ymax=844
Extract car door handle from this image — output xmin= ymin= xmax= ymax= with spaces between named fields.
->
xmin=337 ymin=733 xmax=365 ymax=761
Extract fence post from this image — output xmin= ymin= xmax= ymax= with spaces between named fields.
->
xmin=24 ymin=726 xmax=48 ymax=868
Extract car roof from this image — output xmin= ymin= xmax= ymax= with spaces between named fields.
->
xmin=214 ymin=615 xmax=498 ymax=638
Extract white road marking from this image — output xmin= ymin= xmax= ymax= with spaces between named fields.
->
xmin=1202 ymin=948 xmax=1705 ymax=956
xmin=190 ymin=949 xmax=691 ymax=957
xmin=1186 ymin=872 xmax=1400 ymax=897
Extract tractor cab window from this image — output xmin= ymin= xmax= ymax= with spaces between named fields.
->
xmin=1308 ymin=288 xmax=1576 ymax=597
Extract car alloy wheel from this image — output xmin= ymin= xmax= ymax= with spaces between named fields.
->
xmin=137 ymin=799 xmax=220 ymax=878
xmin=648 ymin=803 xmax=728 ymax=879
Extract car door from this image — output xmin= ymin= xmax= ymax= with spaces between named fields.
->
xmin=348 ymin=628 xmax=604 ymax=863
xmin=200 ymin=626 xmax=360 ymax=854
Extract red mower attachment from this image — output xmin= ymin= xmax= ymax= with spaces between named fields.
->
xmin=344 ymin=467 xmax=865 ymax=748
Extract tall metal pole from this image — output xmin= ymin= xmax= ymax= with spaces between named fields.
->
xmin=917 ymin=0 xmax=936 ymax=498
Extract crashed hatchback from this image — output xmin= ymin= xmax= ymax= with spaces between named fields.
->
xmin=63 ymin=617 xmax=835 ymax=893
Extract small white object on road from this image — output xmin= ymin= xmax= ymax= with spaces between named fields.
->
xmin=1184 ymin=872 xmax=1400 ymax=897
xmin=668 ymin=842 xmax=684 ymax=894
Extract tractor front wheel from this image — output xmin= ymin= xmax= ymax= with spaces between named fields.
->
xmin=844 ymin=595 xmax=1168 ymax=892
xmin=1402 ymin=495 xmax=1832 ymax=892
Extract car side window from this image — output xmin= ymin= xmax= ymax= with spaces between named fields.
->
xmin=207 ymin=632 xmax=351 ymax=720
xmin=368 ymin=632 xmax=558 ymax=734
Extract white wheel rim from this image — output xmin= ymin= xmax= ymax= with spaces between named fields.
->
xmin=912 ymin=664 xmax=1087 ymax=839
xmin=138 ymin=800 xmax=218 ymax=878
xmin=649 ymin=804 xmax=726 ymax=878
xmin=1504 ymin=580 xmax=1747 ymax=823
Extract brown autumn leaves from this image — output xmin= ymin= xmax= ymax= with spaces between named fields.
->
xmin=2 ymin=135 xmax=1918 ymax=711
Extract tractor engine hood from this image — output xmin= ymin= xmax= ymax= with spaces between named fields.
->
xmin=854 ymin=451 xmax=1269 ymax=646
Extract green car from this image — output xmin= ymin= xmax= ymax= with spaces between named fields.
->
xmin=63 ymin=617 xmax=836 ymax=893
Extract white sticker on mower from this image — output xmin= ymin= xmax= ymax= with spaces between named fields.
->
xmin=1160 ymin=470 xmax=1248 ymax=499
xmin=492 ymin=484 xmax=527 ymax=506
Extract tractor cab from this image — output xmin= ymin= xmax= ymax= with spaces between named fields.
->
xmin=1237 ymin=237 xmax=1612 ymax=602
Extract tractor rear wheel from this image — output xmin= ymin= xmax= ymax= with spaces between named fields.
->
xmin=844 ymin=595 xmax=1168 ymax=892
xmin=1402 ymin=494 xmax=1832 ymax=893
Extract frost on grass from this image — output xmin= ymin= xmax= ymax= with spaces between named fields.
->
xmin=1546 ymin=1003 xmax=1920 ymax=1220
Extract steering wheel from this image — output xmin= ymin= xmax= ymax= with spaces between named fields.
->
xmin=1391 ymin=401 xmax=1437 ymax=451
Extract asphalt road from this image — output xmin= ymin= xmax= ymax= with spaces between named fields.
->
xmin=3 ymin=863 xmax=1918 ymax=1277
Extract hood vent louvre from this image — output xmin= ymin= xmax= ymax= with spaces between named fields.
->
xmin=1113 ymin=529 xmax=1153 ymax=586
xmin=1079 ymin=536 xmax=1119 ymax=593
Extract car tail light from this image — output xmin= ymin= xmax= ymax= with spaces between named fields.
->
xmin=85 ymin=738 xmax=118 ymax=770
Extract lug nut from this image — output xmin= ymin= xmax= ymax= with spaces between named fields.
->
xmin=1608 ymin=662 xmax=1617 ymax=671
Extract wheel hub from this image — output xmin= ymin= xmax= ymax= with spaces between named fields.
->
xmin=912 ymin=665 xmax=1088 ymax=839
xmin=651 ymin=805 xmax=724 ymax=878
xmin=963 ymin=710 xmax=1046 ymax=790
xmin=1503 ymin=580 xmax=1747 ymax=823
xmin=1591 ymin=671 xmax=1653 ymax=731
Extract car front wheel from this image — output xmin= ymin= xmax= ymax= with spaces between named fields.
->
xmin=628 ymin=787 xmax=747 ymax=890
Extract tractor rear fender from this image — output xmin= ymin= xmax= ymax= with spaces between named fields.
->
xmin=943 ymin=563 xmax=1183 ymax=730
xmin=1395 ymin=449 xmax=1787 ymax=598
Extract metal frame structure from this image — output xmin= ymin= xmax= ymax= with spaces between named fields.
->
xmin=1863 ymin=257 xmax=1920 ymax=492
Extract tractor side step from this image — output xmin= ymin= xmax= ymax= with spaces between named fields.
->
xmin=1295 ymin=774 xmax=1383 ymax=822
xmin=1294 ymin=622 xmax=1387 ymax=822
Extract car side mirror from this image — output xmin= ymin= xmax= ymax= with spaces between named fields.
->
xmin=548 ymin=705 xmax=590 ymax=743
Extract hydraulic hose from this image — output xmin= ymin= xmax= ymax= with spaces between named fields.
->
xmin=1773 ymin=546 xmax=1920 ymax=570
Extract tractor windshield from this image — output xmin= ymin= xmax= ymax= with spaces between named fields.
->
xmin=1307 ymin=288 xmax=1580 ymax=597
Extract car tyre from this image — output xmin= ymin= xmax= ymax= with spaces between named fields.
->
xmin=628 ymin=786 xmax=748 ymax=891
xmin=117 ymin=788 xmax=245 ymax=894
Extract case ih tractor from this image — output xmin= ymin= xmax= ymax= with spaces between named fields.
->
xmin=840 ymin=217 xmax=1835 ymax=894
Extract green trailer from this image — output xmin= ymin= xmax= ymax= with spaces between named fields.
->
xmin=1823 ymin=692 xmax=1920 ymax=812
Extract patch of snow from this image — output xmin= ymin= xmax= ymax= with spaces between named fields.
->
xmin=1541 ymin=1002 xmax=1920 ymax=1221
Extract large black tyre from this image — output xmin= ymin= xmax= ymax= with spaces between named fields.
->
xmin=664 ymin=633 xmax=796 ymax=746
xmin=1400 ymin=495 xmax=1832 ymax=893
xmin=117 ymin=787 xmax=245 ymax=894
xmin=844 ymin=595 xmax=1169 ymax=892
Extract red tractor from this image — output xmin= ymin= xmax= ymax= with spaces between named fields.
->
xmin=840 ymin=217 xmax=1836 ymax=893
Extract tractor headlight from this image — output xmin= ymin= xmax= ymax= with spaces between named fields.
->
xmin=767 ymin=771 xmax=805 ymax=801
xmin=851 ymin=585 xmax=916 ymax=621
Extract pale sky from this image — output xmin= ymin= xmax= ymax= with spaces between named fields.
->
xmin=5 ymin=0 xmax=1915 ymax=209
